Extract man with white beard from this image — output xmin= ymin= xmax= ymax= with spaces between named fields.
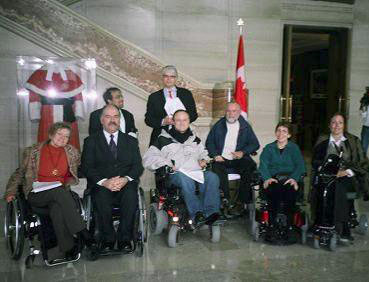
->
xmin=206 ymin=102 xmax=260 ymax=208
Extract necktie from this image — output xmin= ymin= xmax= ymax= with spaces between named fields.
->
xmin=109 ymin=134 xmax=117 ymax=159
xmin=168 ymin=90 xmax=173 ymax=99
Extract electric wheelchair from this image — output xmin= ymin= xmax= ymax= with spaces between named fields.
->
xmin=82 ymin=185 xmax=148 ymax=257
xmin=311 ymin=153 xmax=368 ymax=251
xmin=149 ymin=166 xmax=223 ymax=248
xmin=208 ymin=154 xmax=258 ymax=220
xmin=250 ymin=172 xmax=309 ymax=245
xmin=4 ymin=186 xmax=84 ymax=268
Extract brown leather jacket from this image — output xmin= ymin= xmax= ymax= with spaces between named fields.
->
xmin=4 ymin=142 xmax=80 ymax=199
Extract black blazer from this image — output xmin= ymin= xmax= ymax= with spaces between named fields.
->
xmin=145 ymin=87 xmax=198 ymax=145
xmin=81 ymin=131 xmax=143 ymax=188
xmin=88 ymin=108 xmax=137 ymax=136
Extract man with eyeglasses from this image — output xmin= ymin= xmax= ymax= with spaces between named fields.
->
xmin=145 ymin=65 xmax=198 ymax=146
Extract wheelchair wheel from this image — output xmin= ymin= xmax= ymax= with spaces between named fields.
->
xmin=82 ymin=194 xmax=92 ymax=230
xmin=138 ymin=187 xmax=148 ymax=243
xmin=168 ymin=224 xmax=179 ymax=248
xmin=358 ymin=214 xmax=368 ymax=235
xmin=25 ymin=254 xmax=35 ymax=269
xmin=133 ymin=208 xmax=145 ymax=257
xmin=136 ymin=241 xmax=144 ymax=257
xmin=210 ymin=225 xmax=221 ymax=243
xmin=4 ymin=199 xmax=25 ymax=260
xmin=329 ymin=234 xmax=337 ymax=251
xmin=149 ymin=203 xmax=168 ymax=235
xmin=246 ymin=203 xmax=255 ymax=221
xmin=313 ymin=237 xmax=320 ymax=249
xmin=301 ymin=214 xmax=308 ymax=245
xmin=253 ymin=226 xmax=260 ymax=242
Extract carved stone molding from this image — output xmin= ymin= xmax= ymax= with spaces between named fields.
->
xmin=281 ymin=2 xmax=353 ymax=24
xmin=56 ymin=0 xmax=81 ymax=6
xmin=0 ymin=0 xmax=211 ymax=116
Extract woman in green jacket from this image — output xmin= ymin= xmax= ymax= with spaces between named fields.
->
xmin=259 ymin=122 xmax=306 ymax=225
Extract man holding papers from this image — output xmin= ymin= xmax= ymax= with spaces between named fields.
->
xmin=145 ymin=65 xmax=198 ymax=146
xmin=4 ymin=122 xmax=96 ymax=260
xmin=143 ymin=110 xmax=220 ymax=226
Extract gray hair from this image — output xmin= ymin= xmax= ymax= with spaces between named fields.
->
xmin=162 ymin=65 xmax=178 ymax=77
xmin=100 ymin=104 xmax=120 ymax=118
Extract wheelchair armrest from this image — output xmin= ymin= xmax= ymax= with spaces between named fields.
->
xmin=155 ymin=166 xmax=174 ymax=179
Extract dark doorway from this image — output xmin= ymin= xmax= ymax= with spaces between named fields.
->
xmin=281 ymin=25 xmax=349 ymax=154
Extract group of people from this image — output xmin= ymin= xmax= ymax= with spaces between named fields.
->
xmin=4 ymin=65 xmax=369 ymax=262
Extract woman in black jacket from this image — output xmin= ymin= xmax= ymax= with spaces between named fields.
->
xmin=311 ymin=113 xmax=369 ymax=242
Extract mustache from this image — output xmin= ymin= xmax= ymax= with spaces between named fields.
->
xmin=108 ymin=122 xmax=118 ymax=126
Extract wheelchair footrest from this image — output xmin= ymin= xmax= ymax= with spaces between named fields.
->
xmin=211 ymin=219 xmax=226 ymax=226
xmin=99 ymin=249 xmax=132 ymax=256
xmin=45 ymin=253 xmax=81 ymax=267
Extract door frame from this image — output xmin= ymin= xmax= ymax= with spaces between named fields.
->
xmin=279 ymin=21 xmax=352 ymax=123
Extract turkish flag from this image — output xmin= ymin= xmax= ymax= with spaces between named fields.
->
xmin=234 ymin=35 xmax=248 ymax=119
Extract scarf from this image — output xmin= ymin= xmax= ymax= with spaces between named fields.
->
xmin=168 ymin=127 xmax=193 ymax=144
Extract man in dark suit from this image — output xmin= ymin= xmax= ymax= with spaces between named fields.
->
xmin=89 ymin=87 xmax=137 ymax=137
xmin=145 ymin=65 xmax=198 ymax=145
xmin=81 ymin=104 xmax=143 ymax=253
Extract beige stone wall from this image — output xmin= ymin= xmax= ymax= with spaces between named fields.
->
xmin=348 ymin=0 xmax=369 ymax=138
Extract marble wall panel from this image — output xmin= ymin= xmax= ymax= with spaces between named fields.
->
xmin=0 ymin=27 xmax=54 ymax=193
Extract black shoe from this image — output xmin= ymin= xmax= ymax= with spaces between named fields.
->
xmin=99 ymin=241 xmax=115 ymax=254
xmin=85 ymin=243 xmax=99 ymax=261
xmin=194 ymin=212 xmax=206 ymax=227
xmin=65 ymin=245 xmax=79 ymax=260
xmin=205 ymin=213 xmax=220 ymax=225
xmin=341 ymin=223 xmax=354 ymax=243
xmin=363 ymin=192 xmax=369 ymax=202
xmin=78 ymin=229 xmax=97 ymax=249
xmin=118 ymin=241 xmax=134 ymax=253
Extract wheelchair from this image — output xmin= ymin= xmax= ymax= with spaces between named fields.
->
xmin=82 ymin=185 xmax=148 ymax=257
xmin=250 ymin=173 xmax=309 ymax=245
xmin=149 ymin=166 xmax=222 ymax=248
xmin=4 ymin=186 xmax=84 ymax=268
xmin=311 ymin=153 xmax=368 ymax=251
xmin=209 ymin=154 xmax=258 ymax=220
xmin=219 ymin=169 xmax=257 ymax=220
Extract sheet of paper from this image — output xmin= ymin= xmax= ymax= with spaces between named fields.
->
xmin=32 ymin=181 xmax=62 ymax=193
xmin=164 ymin=97 xmax=186 ymax=116
xmin=178 ymin=168 xmax=204 ymax=184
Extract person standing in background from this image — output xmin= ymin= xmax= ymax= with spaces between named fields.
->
xmin=360 ymin=86 xmax=369 ymax=155
xmin=145 ymin=65 xmax=198 ymax=146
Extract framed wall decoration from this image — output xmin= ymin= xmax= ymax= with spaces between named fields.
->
xmin=310 ymin=69 xmax=328 ymax=99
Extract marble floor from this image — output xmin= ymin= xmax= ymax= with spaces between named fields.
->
xmin=1 ymin=198 xmax=369 ymax=282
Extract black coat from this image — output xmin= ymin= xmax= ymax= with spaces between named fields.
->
xmin=81 ymin=131 xmax=143 ymax=188
xmin=312 ymin=133 xmax=369 ymax=195
xmin=145 ymin=87 xmax=198 ymax=146
xmin=88 ymin=108 xmax=137 ymax=136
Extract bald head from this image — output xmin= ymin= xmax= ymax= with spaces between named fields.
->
xmin=225 ymin=102 xmax=241 ymax=123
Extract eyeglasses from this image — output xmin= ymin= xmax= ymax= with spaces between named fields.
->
xmin=163 ymin=75 xmax=176 ymax=79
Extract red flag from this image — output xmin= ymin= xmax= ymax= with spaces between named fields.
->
xmin=234 ymin=35 xmax=248 ymax=118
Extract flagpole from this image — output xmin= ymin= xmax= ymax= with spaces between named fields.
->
xmin=236 ymin=18 xmax=248 ymax=119
xmin=237 ymin=18 xmax=244 ymax=35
